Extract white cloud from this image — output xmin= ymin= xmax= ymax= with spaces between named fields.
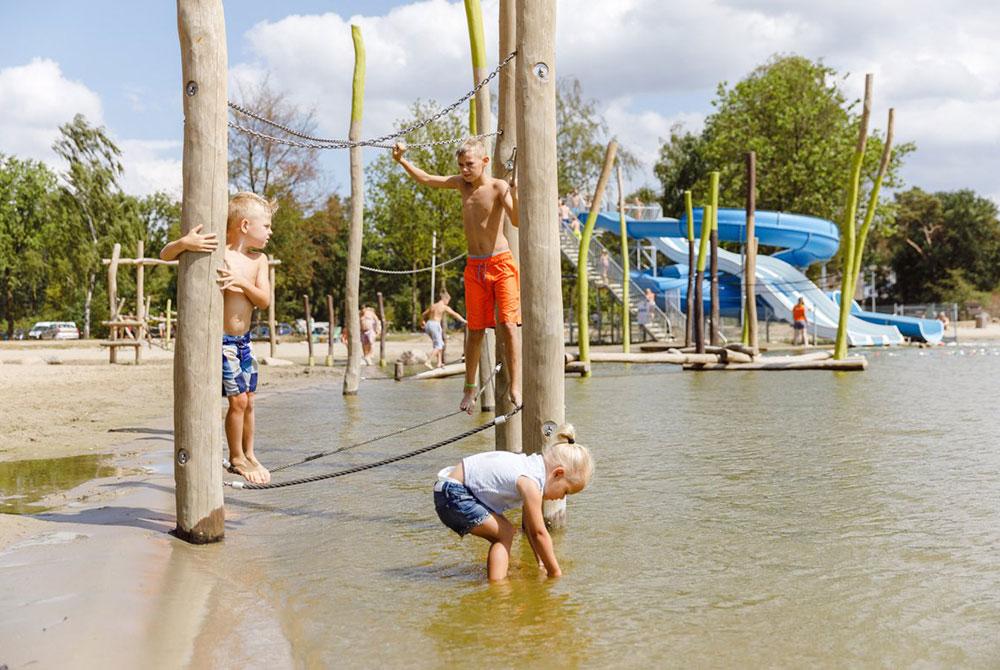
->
xmin=119 ymin=139 xmax=183 ymax=198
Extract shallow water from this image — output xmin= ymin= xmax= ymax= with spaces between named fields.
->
xmin=0 ymin=454 xmax=118 ymax=514
xmin=203 ymin=347 xmax=1000 ymax=665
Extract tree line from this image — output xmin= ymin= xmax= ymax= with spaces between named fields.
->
xmin=3 ymin=54 xmax=998 ymax=339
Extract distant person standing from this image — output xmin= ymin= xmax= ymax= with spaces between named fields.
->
xmin=792 ymin=296 xmax=808 ymax=346
xmin=600 ymin=248 xmax=610 ymax=285
xmin=559 ymin=199 xmax=573 ymax=226
xmin=637 ymin=288 xmax=655 ymax=340
xmin=568 ymin=189 xmax=582 ymax=209
xmin=360 ymin=304 xmax=381 ymax=365
xmin=421 ymin=291 xmax=467 ymax=369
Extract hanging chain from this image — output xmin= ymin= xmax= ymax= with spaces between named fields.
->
xmin=227 ymin=51 xmax=516 ymax=150
xmin=360 ymin=252 xmax=467 ymax=275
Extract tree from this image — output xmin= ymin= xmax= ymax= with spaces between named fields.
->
xmin=557 ymin=77 xmax=640 ymax=199
xmin=228 ymin=77 xmax=323 ymax=204
xmin=655 ymin=55 xmax=913 ymax=226
xmin=0 ymin=156 xmax=57 ymax=337
xmin=52 ymin=114 xmax=140 ymax=338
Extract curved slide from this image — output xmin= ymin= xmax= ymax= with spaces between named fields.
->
xmin=828 ymin=291 xmax=944 ymax=344
xmin=588 ymin=209 xmax=905 ymax=346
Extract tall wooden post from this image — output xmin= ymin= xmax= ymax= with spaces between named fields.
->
xmin=708 ymin=171 xmax=720 ymax=346
xmin=494 ymin=0 xmax=521 ymax=451
xmin=175 ymin=0 xmax=226 ymax=544
xmin=575 ymin=140 xmax=618 ymax=375
xmin=304 ymin=294 xmax=314 ymax=367
xmin=745 ymin=153 xmax=759 ymax=353
xmin=135 ymin=240 xmax=145 ymax=365
xmin=516 ymin=0 xmax=565 ymax=523
xmin=695 ymin=205 xmax=712 ymax=354
xmin=377 ymin=291 xmax=387 ymax=367
xmin=267 ymin=261 xmax=277 ymax=359
xmin=617 ymin=165 xmax=630 ymax=354
xmin=465 ymin=0 xmax=496 ymax=412
xmin=108 ymin=243 xmax=120 ymax=364
xmin=343 ymin=24 xmax=365 ymax=395
xmin=684 ymin=191 xmax=695 ymax=348
xmin=325 ymin=294 xmax=335 ymax=367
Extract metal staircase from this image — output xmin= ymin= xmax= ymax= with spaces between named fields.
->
xmin=558 ymin=222 xmax=682 ymax=342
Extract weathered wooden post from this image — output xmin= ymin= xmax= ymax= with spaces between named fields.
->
xmin=135 ymin=240 xmax=145 ymax=365
xmin=304 ymin=294 xmax=314 ymax=367
xmin=493 ymin=0 xmax=521 ymax=451
xmin=325 ymin=294 xmax=335 ymax=367
xmin=377 ymin=291 xmax=387 ymax=367
xmin=575 ymin=140 xmax=618 ymax=376
xmin=464 ymin=0 xmax=496 ymax=413
xmin=684 ymin=191 xmax=695 ymax=348
xmin=708 ymin=171 xmax=720 ymax=346
xmin=745 ymin=152 xmax=759 ymax=354
xmin=516 ymin=0 xmax=565 ymax=523
xmin=107 ymin=243 xmax=121 ymax=364
xmin=343 ymin=24 xmax=365 ymax=395
xmin=617 ymin=164 xmax=630 ymax=354
xmin=175 ymin=0 xmax=226 ymax=543
xmin=267 ymin=260 xmax=277 ymax=359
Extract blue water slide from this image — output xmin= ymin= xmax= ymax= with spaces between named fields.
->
xmin=828 ymin=291 xmax=944 ymax=344
xmin=584 ymin=209 xmax=905 ymax=346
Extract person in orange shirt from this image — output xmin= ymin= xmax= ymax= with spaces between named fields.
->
xmin=394 ymin=138 xmax=520 ymax=414
xmin=792 ymin=296 xmax=808 ymax=346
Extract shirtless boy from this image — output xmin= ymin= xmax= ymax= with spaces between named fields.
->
xmin=421 ymin=290 xmax=467 ymax=369
xmin=160 ymin=191 xmax=275 ymax=484
xmin=393 ymin=139 xmax=520 ymax=413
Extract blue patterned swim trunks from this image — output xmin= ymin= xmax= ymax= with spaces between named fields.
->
xmin=222 ymin=332 xmax=258 ymax=397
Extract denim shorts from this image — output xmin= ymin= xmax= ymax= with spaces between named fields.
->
xmin=434 ymin=480 xmax=491 ymax=536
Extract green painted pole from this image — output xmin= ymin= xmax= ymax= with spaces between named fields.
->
xmin=343 ymin=24 xmax=365 ymax=394
xmin=617 ymin=164 xmax=630 ymax=353
xmin=695 ymin=204 xmax=712 ymax=354
xmin=850 ymin=109 xmax=895 ymax=292
xmin=684 ymin=190 xmax=695 ymax=347
xmin=834 ymin=74 xmax=872 ymax=360
xmin=576 ymin=140 xmax=618 ymax=375
xmin=708 ymin=171 xmax=720 ymax=346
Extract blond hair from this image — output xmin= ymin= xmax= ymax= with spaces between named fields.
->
xmin=542 ymin=423 xmax=594 ymax=488
xmin=455 ymin=137 xmax=487 ymax=159
xmin=228 ymin=192 xmax=277 ymax=232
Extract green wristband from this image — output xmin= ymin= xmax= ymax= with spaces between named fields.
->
xmin=464 ymin=383 xmax=478 ymax=389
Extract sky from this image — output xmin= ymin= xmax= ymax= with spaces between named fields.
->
xmin=2 ymin=0 xmax=999 ymax=206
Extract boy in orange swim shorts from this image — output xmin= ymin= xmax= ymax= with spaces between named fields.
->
xmin=393 ymin=138 xmax=520 ymax=414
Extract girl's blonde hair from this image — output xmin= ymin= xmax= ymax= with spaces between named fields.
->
xmin=542 ymin=423 xmax=594 ymax=488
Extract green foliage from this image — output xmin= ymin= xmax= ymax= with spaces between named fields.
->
xmin=654 ymin=126 xmax=708 ymax=216
xmin=557 ymin=77 xmax=640 ymax=198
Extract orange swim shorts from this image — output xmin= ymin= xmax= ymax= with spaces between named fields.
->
xmin=463 ymin=251 xmax=521 ymax=330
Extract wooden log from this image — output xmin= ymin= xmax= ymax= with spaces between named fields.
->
xmin=745 ymin=152 xmax=759 ymax=353
xmin=684 ymin=356 xmax=866 ymax=371
xmin=493 ymin=0 xmax=521 ymax=452
xmin=565 ymin=360 xmax=590 ymax=375
xmin=102 ymin=319 xmax=147 ymax=327
xmin=412 ymin=361 xmax=466 ymax=380
xmin=135 ymin=240 xmax=144 ymax=365
xmin=376 ymin=291 xmax=386 ymax=367
xmin=175 ymin=0 xmax=226 ymax=544
xmin=99 ymin=340 xmax=143 ymax=348
xmin=326 ymin=294 xmax=335 ymax=367
xmin=108 ymin=243 xmax=121 ymax=364
xmin=101 ymin=257 xmax=281 ymax=267
xmin=718 ymin=349 xmax=753 ymax=364
xmin=304 ymin=294 xmax=314 ymax=367
xmin=343 ymin=24 xmax=365 ymax=395
xmin=586 ymin=351 xmax=721 ymax=365
xmin=268 ymin=260 xmax=277 ymax=359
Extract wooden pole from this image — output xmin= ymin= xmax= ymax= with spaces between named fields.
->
xmin=175 ymin=0 xmax=226 ymax=544
xmin=377 ymin=291 xmax=387 ymax=367
xmin=695 ymin=205 xmax=712 ymax=354
xmin=708 ymin=171 xmax=720 ymax=346
xmin=267 ymin=261 xmax=277 ymax=359
xmin=304 ymin=294 xmax=314 ymax=367
xmin=465 ymin=0 xmax=496 ymax=413
xmin=165 ymin=298 xmax=173 ymax=350
xmin=516 ymin=0 xmax=565 ymax=523
xmin=343 ymin=24 xmax=365 ymax=394
xmin=135 ymin=240 xmax=144 ymax=365
xmin=617 ymin=164 xmax=630 ymax=354
xmin=494 ymin=0 xmax=520 ymax=451
xmin=745 ymin=152 xmax=759 ymax=354
xmin=684 ymin=191 xmax=695 ymax=348
xmin=325 ymin=294 xmax=335 ymax=367
xmin=108 ymin=243 xmax=120 ymax=364
xmin=575 ymin=140 xmax=618 ymax=375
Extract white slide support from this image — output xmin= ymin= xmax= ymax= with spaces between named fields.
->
xmin=651 ymin=237 xmax=903 ymax=346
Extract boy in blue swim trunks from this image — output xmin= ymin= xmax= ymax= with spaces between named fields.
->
xmin=420 ymin=290 xmax=467 ymax=369
xmin=160 ymin=191 xmax=275 ymax=484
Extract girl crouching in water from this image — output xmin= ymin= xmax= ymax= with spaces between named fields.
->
xmin=433 ymin=425 xmax=593 ymax=581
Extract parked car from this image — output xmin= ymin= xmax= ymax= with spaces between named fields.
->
xmin=40 ymin=322 xmax=80 ymax=340
xmin=249 ymin=324 xmax=271 ymax=341
xmin=276 ymin=322 xmax=293 ymax=337
xmin=27 ymin=321 xmax=56 ymax=339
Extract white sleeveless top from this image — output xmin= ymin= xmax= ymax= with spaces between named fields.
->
xmin=461 ymin=451 xmax=546 ymax=514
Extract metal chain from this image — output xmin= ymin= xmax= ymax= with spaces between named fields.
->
xmin=360 ymin=252 xmax=467 ymax=275
xmin=227 ymin=51 xmax=516 ymax=149
xmin=228 ymin=121 xmax=500 ymax=151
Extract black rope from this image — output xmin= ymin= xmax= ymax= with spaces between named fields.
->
xmin=227 ymin=406 xmax=521 ymax=491
xmin=267 ymin=363 xmax=502 ymax=473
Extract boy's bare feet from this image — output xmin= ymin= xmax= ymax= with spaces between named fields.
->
xmin=227 ymin=456 xmax=263 ymax=484
xmin=424 ymin=359 xmax=435 ymax=370
xmin=246 ymin=455 xmax=271 ymax=484
xmin=460 ymin=386 xmax=477 ymax=415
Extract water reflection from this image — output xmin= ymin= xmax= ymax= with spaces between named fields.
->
xmin=0 ymin=453 xmax=118 ymax=514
